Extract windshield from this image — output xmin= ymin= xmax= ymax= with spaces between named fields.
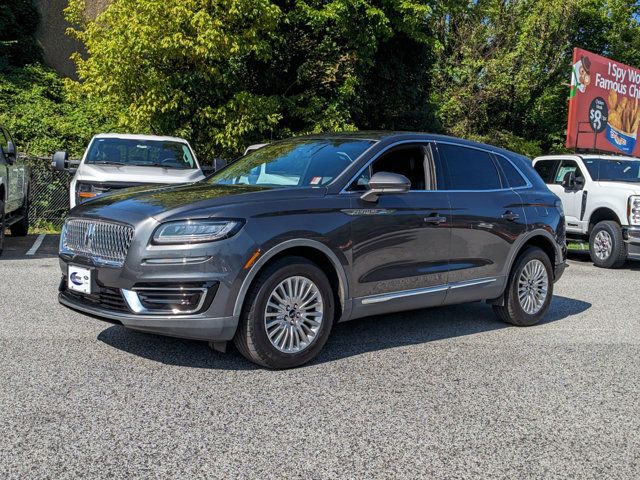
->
xmin=583 ymin=158 xmax=640 ymax=182
xmin=86 ymin=138 xmax=197 ymax=170
xmin=210 ymin=138 xmax=374 ymax=188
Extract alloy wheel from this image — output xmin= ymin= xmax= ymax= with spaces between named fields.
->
xmin=263 ymin=275 xmax=324 ymax=354
xmin=517 ymin=259 xmax=549 ymax=315
xmin=593 ymin=230 xmax=613 ymax=260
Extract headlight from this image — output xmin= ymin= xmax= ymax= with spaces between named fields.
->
xmin=152 ymin=219 xmax=243 ymax=244
xmin=76 ymin=182 xmax=108 ymax=203
xmin=629 ymin=196 xmax=640 ymax=225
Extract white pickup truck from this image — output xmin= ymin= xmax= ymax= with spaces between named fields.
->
xmin=533 ymin=154 xmax=640 ymax=268
xmin=53 ymin=133 xmax=209 ymax=209
xmin=0 ymin=126 xmax=30 ymax=256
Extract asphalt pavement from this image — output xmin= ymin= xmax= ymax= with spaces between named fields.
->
xmin=0 ymin=235 xmax=639 ymax=479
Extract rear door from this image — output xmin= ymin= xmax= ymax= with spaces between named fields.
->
xmin=435 ymin=142 xmax=527 ymax=302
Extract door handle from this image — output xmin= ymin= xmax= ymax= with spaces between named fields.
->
xmin=501 ymin=211 xmax=520 ymax=222
xmin=424 ymin=214 xmax=447 ymax=225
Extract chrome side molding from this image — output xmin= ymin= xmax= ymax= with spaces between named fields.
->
xmin=359 ymin=277 xmax=497 ymax=305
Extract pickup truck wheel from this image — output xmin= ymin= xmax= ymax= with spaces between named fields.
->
xmin=233 ymin=256 xmax=334 ymax=369
xmin=493 ymin=247 xmax=553 ymax=327
xmin=589 ymin=220 xmax=626 ymax=268
xmin=0 ymin=200 xmax=5 ymax=257
xmin=9 ymin=197 xmax=29 ymax=237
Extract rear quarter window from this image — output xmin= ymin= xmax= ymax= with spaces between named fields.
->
xmin=495 ymin=155 xmax=527 ymax=188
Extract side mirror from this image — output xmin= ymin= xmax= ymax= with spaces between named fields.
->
xmin=561 ymin=171 xmax=576 ymax=190
xmin=212 ymin=157 xmax=226 ymax=171
xmin=5 ymin=141 xmax=16 ymax=164
xmin=361 ymin=171 xmax=411 ymax=202
xmin=51 ymin=150 xmax=69 ymax=172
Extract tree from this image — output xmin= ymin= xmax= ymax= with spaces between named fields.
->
xmin=0 ymin=0 xmax=42 ymax=69
xmin=66 ymin=0 xmax=438 ymax=158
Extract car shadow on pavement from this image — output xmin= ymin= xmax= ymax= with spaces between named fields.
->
xmin=97 ymin=295 xmax=591 ymax=370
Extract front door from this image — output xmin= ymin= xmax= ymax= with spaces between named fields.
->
xmin=346 ymin=142 xmax=452 ymax=312
xmin=534 ymin=158 xmax=585 ymax=232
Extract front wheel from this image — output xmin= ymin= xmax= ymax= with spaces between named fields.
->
xmin=493 ymin=247 xmax=553 ymax=327
xmin=589 ymin=220 xmax=626 ymax=268
xmin=234 ymin=256 xmax=335 ymax=369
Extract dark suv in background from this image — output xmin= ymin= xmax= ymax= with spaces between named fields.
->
xmin=57 ymin=132 xmax=566 ymax=368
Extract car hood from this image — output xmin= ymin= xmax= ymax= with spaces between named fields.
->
xmin=597 ymin=181 xmax=640 ymax=195
xmin=71 ymin=181 xmax=327 ymax=223
xmin=76 ymin=163 xmax=205 ymax=184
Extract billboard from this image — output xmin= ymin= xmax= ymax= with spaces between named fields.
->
xmin=566 ymin=48 xmax=640 ymax=156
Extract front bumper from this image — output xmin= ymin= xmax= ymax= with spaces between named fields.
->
xmin=59 ymin=287 xmax=239 ymax=341
xmin=623 ymin=226 xmax=640 ymax=259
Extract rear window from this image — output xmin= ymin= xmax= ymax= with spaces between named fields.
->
xmin=437 ymin=143 xmax=502 ymax=190
xmin=86 ymin=138 xmax=197 ymax=170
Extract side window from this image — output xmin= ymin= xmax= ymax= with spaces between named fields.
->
xmin=0 ymin=129 xmax=9 ymax=163
xmin=437 ymin=143 xmax=501 ymax=190
xmin=495 ymin=155 xmax=527 ymax=188
xmin=553 ymin=160 xmax=584 ymax=185
xmin=533 ymin=160 xmax=559 ymax=184
xmin=351 ymin=144 xmax=428 ymax=191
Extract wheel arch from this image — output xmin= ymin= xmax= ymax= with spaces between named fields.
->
xmin=232 ymin=239 xmax=350 ymax=321
xmin=588 ymin=207 xmax=621 ymax=231
xmin=505 ymin=230 xmax=560 ymax=278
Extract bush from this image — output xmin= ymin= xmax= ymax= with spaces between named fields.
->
xmin=0 ymin=64 xmax=113 ymax=157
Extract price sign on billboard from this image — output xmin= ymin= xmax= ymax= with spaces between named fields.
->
xmin=566 ymin=48 xmax=640 ymax=156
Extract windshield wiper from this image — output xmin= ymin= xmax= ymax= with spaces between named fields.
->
xmin=90 ymin=161 xmax=126 ymax=166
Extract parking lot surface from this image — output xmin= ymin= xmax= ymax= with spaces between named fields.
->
xmin=1 ymin=235 xmax=639 ymax=479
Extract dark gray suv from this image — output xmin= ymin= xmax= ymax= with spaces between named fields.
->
xmin=58 ymin=132 xmax=566 ymax=368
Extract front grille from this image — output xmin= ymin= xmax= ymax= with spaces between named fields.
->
xmin=63 ymin=285 xmax=130 ymax=313
xmin=63 ymin=219 xmax=134 ymax=267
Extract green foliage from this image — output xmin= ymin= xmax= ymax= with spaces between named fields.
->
xmin=432 ymin=0 xmax=640 ymax=155
xmin=0 ymin=64 xmax=115 ymax=157
xmin=65 ymin=0 xmax=438 ymax=158
xmin=0 ymin=0 xmax=42 ymax=69
xmin=5 ymin=0 xmax=640 ymax=160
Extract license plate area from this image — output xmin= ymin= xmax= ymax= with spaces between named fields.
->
xmin=68 ymin=265 xmax=92 ymax=294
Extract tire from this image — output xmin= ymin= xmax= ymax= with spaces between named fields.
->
xmin=0 ymin=200 xmax=5 ymax=257
xmin=9 ymin=195 xmax=29 ymax=237
xmin=589 ymin=220 xmax=626 ymax=268
xmin=493 ymin=247 xmax=553 ymax=327
xmin=233 ymin=256 xmax=335 ymax=369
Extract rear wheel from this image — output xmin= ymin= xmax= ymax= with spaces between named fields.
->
xmin=589 ymin=220 xmax=626 ymax=268
xmin=0 ymin=200 xmax=5 ymax=257
xmin=234 ymin=256 xmax=334 ymax=369
xmin=493 ymin=247 xmax=553 ymax=327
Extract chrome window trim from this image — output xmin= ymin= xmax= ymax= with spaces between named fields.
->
xmin=358 ymin=277 xmax=498 ymax=305
xmin=340 ymin=139 xmax=533 ymax=194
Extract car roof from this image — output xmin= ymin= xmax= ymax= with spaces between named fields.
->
xmin=293 ymin=131 xmax=522 ymax=157
xmin=93 ymin=133 xmax=190 ymax=144
xmin=534 ymin=153 xmax=640 ymax=162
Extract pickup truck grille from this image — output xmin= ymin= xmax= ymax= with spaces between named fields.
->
xmin=62 ymin=218 xmax=135 ymax=267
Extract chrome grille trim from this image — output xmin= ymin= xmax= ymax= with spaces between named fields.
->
xmin=62 ymin=218 xmax=134 ymax=267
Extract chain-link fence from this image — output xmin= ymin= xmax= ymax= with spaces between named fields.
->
xmin=20 ymin=155 xmax=72 ymax=232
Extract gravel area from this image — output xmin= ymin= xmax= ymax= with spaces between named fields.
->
xmin=1 ymin=241 xmax=639 ymax=479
